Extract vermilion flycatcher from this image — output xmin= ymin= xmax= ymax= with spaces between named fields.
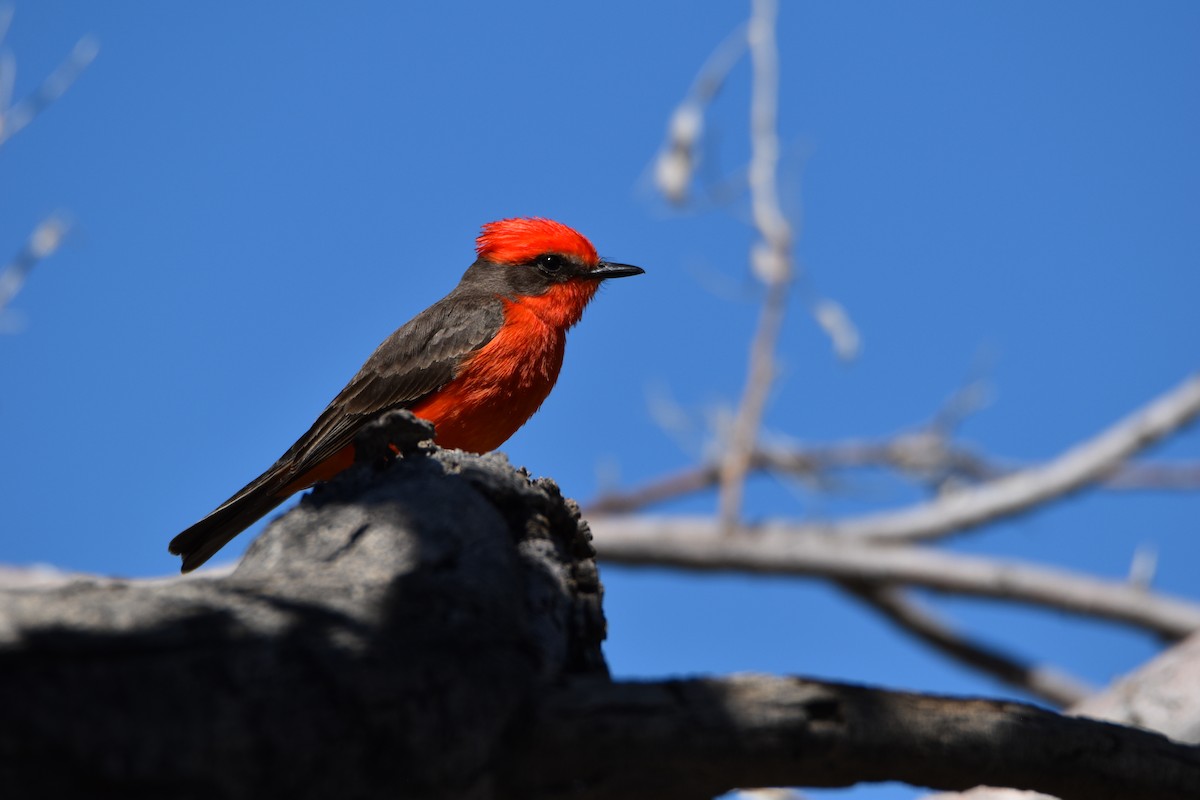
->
xmin=169 ymin=217 xmax=643 ymax=572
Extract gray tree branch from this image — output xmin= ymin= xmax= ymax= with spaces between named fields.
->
xmin=512 ymin=675 xmax=1199 ymax=800
xmin=589 ymin=517 xmax=1200 ymax=638
xmin=718 ymin=0 xmax=793 ymax=529
xmin=0 ymin=29 xmax=98 ymax=146
xmin=924 ymin=631 xmax=1200 ymax=799
xmin=593 ymin=374 xmax=1200 ymax=538
xmin=587 ymin=443 xmax=1200 ymax=517
xmin=0 ymin=18 xmax=96 ymax=323
xmin=839 ymin=581 xmax=1092 ymax=707
xmin=838 ymin=373 xmax=1200 ymax=544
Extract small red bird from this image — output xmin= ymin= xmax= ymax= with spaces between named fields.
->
xmin=169 ymin=218 xmax=643 ymax=572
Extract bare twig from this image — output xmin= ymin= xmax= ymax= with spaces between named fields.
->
xmin=587 ymin=436 xmax=999 ymax=515
xmin=653 ymin=22 xmax=748 ymax=205
xmin=718 ymin=0 xmax=793 ymax=530
xmin=838 ymin=373 xmax=1200 ymax=543
xmin=589 ymin=517 xmax=1200 ymax=638
xmin=0 ymin=33 xmax=97 ymax=146
xmin=0 ymin=19 xmax=96 ymax=323
xmin=840 ymin=581 xmax=1093 ymax=707
xmin=0 ymin=212 xmax=70 ymax=315
xmin=586 ymin=445 xmax=1199 ymax=517
xmin=599 ymin=375 xmax=1200 ymax=534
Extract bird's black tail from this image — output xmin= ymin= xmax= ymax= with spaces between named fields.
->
xmin=168 ymin=467 xmax=293 ymax=573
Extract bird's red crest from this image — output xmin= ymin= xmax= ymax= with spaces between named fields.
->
xmin=475 ymin=218 xmax=599 ymax=267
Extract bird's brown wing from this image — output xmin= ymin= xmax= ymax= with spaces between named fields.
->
xmin=168 ymin=293 xmax=505 ymax=572
xmin=278 ymin=292 xmax=506 ymax=475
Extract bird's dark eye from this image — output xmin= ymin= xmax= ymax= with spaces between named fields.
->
xmin=536 ymin=254 xmax=566 ymax=274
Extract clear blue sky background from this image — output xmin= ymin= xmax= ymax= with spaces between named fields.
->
xmin=2 ymin=4 xmax=1197 ymax=798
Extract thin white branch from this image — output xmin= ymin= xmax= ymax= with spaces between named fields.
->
xmin=746 ymin=0 xmax=791 ymax=274
xmin=841 ymin=582 xmax=1093 ymax=707
xmin=0 ymin=33 xmax=97 ymax=147
xmin=832 ymin=373 xmax=1200 ymax=543
xmin=653 ymin=22 xmax=748 ymax=205
xmin=0 ymin=212 xmax=70 ymax=315
xmin=719 ymin=0 xmax=793 ymax=528
xmin=587 ymin=450 xmax=1200 ymax=518
xmin=589 ymin=517 xmax=1200 ymax=638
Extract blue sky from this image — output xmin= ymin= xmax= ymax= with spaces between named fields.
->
xmin=3 ymin=4 xmax=1198 ymax=797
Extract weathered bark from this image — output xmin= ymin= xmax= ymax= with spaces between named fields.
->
xmin=925 ymin=629 xmax=1200 ymax=800
xmin=508 ymin=675 xmax=1200 ymax=800
xmin=1072 ymin=629 xmax=1200 ymax=744
xmin=0 ymin=412 xmax=606 ymax=799
xmin=0 ymin=412 xmax=1197 ymax=799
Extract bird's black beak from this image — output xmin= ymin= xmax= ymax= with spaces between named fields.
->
xmin=588 ymin=261 xmax=645 ymax=280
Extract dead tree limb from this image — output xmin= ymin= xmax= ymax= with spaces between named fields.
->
xmin=839 ymin=373 xmax=1200 ymax=544
xmin=923 ymin=631 xmax=1200 ymax=799
xmin=508 ymin=675 xmax=1200 ymax=800
xmin=838 ymin=581 xmax=1093 ymax=707
xmin=586 ymin=444 xmax=1200 ymax=516
xmin=718 ymin=0 xmax=794 ymax=529
xmin=592 ymin=374 xmax=1200 ymax=537
xmin=590 ymin=517 xmax=1200 ymax=638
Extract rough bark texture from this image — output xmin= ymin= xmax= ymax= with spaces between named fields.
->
xmin=1 ymin=412 xmax=1197 ymax=799
xmin=0 ymin=412 xmax=606 ymax=799
xmin=507 ymin=675 xmax=1200 ymax=800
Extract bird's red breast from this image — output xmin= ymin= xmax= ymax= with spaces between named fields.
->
xmin=411 ymin=281 xmax=599 ymax=452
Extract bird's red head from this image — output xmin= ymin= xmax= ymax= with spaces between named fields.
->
xmin=475 ymin=218 xmax=599 ymax=267
xmin=466 ymin=217 xmax=643 ymax=330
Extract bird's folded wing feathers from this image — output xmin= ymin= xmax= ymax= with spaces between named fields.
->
xmin=281 ymin=294 xmax=506 ymax=476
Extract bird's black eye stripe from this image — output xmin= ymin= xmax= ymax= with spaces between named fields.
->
xmin=535 ymin=253 xmax=568 ymax=273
